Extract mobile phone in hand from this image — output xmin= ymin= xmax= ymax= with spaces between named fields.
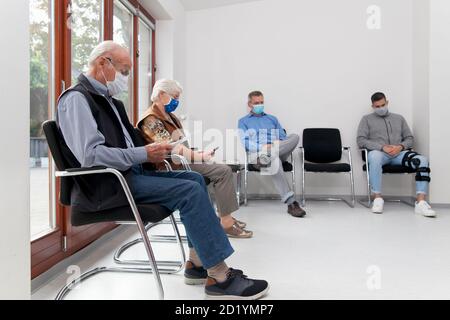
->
xmin=211 ymin=146 xmax=220 ymax=154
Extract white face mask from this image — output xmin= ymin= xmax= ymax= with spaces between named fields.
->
xmin=106 ymin=71 xmax=129 ymax=97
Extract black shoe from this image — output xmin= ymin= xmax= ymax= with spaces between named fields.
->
xmin=287 ymin=201 xmax=306 ymax=218
xmin=184 ymin=261 xmax=208 ymax=285
xmin=205 ymin=269 xmax=269 ymax=300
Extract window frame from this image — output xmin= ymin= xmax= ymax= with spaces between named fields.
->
xmin=31 ymin=0 xmax=156 ymax=279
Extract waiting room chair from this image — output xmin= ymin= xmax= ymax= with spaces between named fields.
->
xmin=42 ymin=121 xmax=186 ymax=300
xmin=359 ymin=148 xmax=417 ymax=208
xmin=243 ymin=151 xmax=296 ymax=206
xmin=300 ymin=128 xmax=355 ymax=208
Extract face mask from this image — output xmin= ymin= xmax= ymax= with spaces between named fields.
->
xmin=106 ymin=71 xmax=129 ymax=97
xmin=102 ymin=59 xmax=129 ymax=96
xmin=252 ymin=104 xmax=265 ymax=115
xmin=374 ymin=106 xmax=389 ymax=117
xmin=165 ymin=98 xmax=180 ymax=113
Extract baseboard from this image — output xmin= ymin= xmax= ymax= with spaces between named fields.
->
xmin=244 ymin=194 xmax=449 ymax=208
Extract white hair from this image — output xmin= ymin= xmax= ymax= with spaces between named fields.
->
xmin=88 ymin=41 xmax=124 ymax=67
xmin=151 ymin=79 xmax=184 ymax=102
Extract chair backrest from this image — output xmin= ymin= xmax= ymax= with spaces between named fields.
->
xmin=42 ymin=120 xmax=81 ymax=206
xmin=303 ymin=128 xmax=342 ymax=163
xmin=42 ymin=120 xmax=71 ymax=171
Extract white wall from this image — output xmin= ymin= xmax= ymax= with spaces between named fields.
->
xmin=184 ymin=0 xmax=414 ymax=196
xmin=0 ymin=0 xmax=31 ymax=299
xmin=152 ymin=0 xmax=187 ymax=111
xmin=412 ymin=0 xmax=430 ymax=157
xmin=429 ymin=0 xmax=450 ymax=204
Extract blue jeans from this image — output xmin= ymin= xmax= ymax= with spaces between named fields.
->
xmin=368 ymin=150 xmax=430 ymax=195
xmin=129 ymin=166 xmax=234 ymax=269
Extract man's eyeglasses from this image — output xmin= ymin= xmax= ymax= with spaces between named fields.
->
xmin=105 ymin=57 xmax=130 ymax=77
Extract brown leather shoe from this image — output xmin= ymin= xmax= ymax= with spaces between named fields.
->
xmin=224 ymin=223 xmax=253 ymax=238
xmin=287 ymin=201 xmax=306 ymax=218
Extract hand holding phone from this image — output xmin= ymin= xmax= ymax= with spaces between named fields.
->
xmin=211 ymin=146 xmax=220 ymax=155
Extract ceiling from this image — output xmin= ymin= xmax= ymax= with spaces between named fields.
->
xmin=179 ymin=0 xmax=265 ymax=11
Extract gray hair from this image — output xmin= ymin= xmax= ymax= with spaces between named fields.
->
xmin=151 ymin=79 xmax=184 ymax=102
xmin=88 ymin=41 xmax=124 ymax=67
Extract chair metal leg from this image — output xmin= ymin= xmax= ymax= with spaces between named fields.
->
xmin=114 ymin=214 xmax=187 ymax=269
xmin=236 ymin=169 xmax=242 ymax=205
xmin=291 ymin=154 xmax=297 ymax=199
xmin=244 ymin=168 xmax=248 ymax=206
xmin=301 ymin=168 xmax=306 ymax=207
xmin=55 ymin=265 xmax=177 ymax=300
xmin=349 ymin=171 xmax=356 ymax=208
xmin=56 ymin=216 xmax=171 ymax=300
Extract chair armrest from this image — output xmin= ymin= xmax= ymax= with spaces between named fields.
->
xmin=55 ymin=167 xmax=146 ymax=227
xmin=163 ymin=160 xmax=173 ymax=171
xmin=166 ymin=154 xmax=192 ymax=171
xmin=359 ymin=148 xmax=369 ymax=163
xmin=65 ymin=166 xmax=107 ymax=173
xmin=343 ymin=147 xmax=351 ymax=151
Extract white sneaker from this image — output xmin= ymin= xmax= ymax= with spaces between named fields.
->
xmin=371 ymin=198 xmax=384 ymax=214
xmin=415 ymin=201 xmax=436 ymax=218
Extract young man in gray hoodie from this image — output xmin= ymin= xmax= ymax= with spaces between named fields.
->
xmin=357 ymin=92 xmax=436 ymax=217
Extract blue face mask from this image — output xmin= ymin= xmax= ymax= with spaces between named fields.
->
xmin=374 ymin=106 xmax=389 ymax=117
xmin=252 ymin=104 xmax=265 ymax=115
xmin=165 ymin=98 xmax=180 ymax=113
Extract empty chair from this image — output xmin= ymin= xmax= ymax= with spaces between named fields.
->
xmin=300 ymin=128 xmax=355 ymax=207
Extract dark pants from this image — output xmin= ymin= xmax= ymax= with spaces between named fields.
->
xmin=129 ymin=166 xmax=234 ymax=269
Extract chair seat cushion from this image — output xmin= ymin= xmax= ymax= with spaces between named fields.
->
xmin=248 ymin=161 xmax=293 ymax=172
xmin=304 ymin=163 xmax=351 ymax=173
xmin=227 ymin=164 xmax=245 ymax=172
xmin=362 ymin=164 xmax=416 ymax=174
xmin=71 ymin=203 xmax=172 ymax=227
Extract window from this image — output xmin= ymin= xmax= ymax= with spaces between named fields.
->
xmin=30 ymin=0 xmax=156 ymax=279
xmin=138 ymin=18 xmax=153 ymax=118
xmin=113 ymin=0 xmax=134 ymax=118
xmin=71 ymin=0 xmax=103 ymax=84
xmin=29 ymin=0 xmax=55 ymax=240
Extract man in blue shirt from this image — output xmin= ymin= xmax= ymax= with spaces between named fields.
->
xmin=238 ymin=91 xmax=306 ymax=218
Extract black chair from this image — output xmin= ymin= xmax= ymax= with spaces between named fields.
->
xmin=300 ymin=128 xmax=355 ymax=208
xmin=243 ymin=152 xmax=296 ymax=205
xmin=42 ymin=120 xmax=186 ymax=300
xmin=360 ymin=148 xmax=416 ymax=208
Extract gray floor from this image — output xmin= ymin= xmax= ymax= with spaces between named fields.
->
xmin=31 ymin=200 xmax=450 ymax=300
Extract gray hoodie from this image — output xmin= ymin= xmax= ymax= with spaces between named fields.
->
xmin=357 ymin=112 xmax=414 ymax=151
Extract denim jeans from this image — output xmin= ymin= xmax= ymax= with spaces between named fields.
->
xmin=129 ymin=166 xmax=234 ymax=269
xmin=368 ymin=150 xmax=429 ymax=195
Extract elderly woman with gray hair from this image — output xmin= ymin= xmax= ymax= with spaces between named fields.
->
xmin=137 ymin=79 xmax=252 ymax=239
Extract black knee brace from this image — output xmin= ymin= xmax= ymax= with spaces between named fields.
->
xmin=401 ymin=151 xmax=431 ymax=182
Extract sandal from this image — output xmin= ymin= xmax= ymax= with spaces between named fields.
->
xmin=224 ymin=223 xmax=253 ymax=239
xmin=233 ymin=218 xmax=247 ymax=229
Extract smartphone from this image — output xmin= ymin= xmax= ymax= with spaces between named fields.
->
xmin=211 ymin=146 xmax=220 ymax=154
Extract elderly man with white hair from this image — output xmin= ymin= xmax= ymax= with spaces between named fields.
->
xmin=56 ymin=41 xmax=269 ymax=300
xmin=137 ymin=79 xmax=253 ymax=239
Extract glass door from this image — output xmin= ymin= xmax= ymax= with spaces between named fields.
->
xmin=138 ymin=18 xmax=153 ymax=119
xmin=29 ymin=0 xmax=56 ymax=241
